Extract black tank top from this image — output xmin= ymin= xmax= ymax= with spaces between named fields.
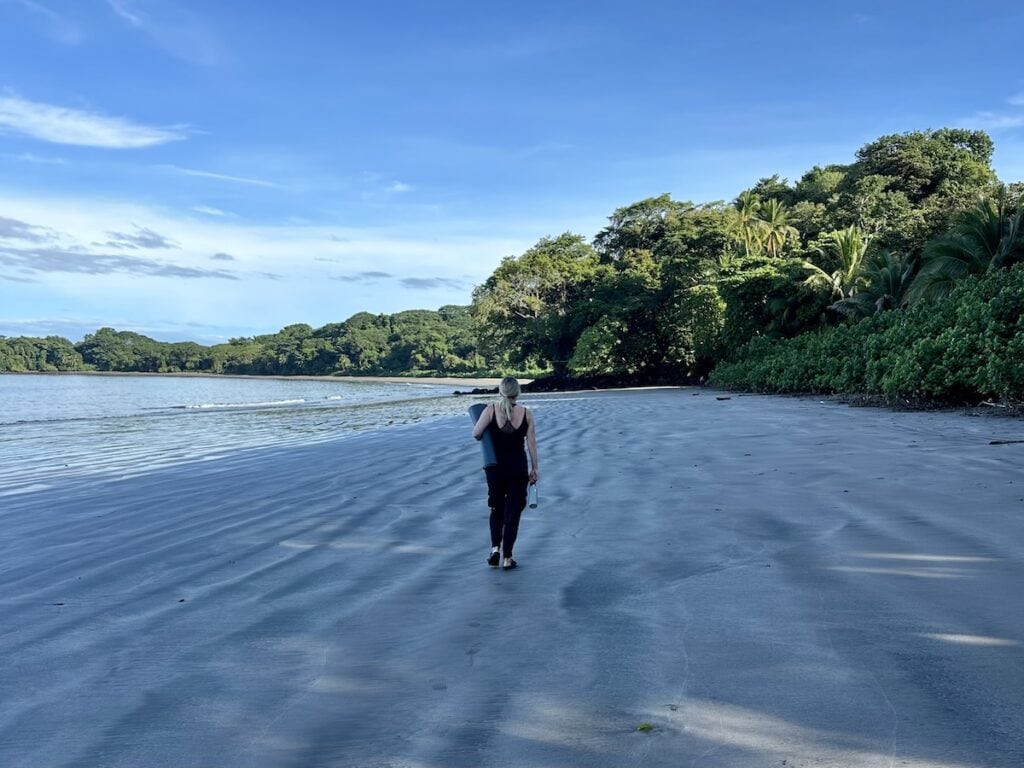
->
xmin=489 ymin=409 xmax=529 ymax=474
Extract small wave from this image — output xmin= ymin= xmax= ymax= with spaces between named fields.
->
xmin=0 ymin=482 xmax=52 ymax=497
xmin=5 ymin=412 xmax=161 ymax=426
xmin=326 ymin=395 xmax=343 ymax=401
xmin=182 ymin=398 xmax=308 ymax=410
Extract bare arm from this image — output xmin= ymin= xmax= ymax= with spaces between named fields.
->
xmin=472 ymin=404 xmax=494 ymax=440
xmin=525 ymin=408 xmax=539 ymax=483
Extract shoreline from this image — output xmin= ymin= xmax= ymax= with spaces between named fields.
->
xmin=1 ymin=369 xmax=528 ymax=388
xmin=8 ymin=370 xmax=1020 ymax=417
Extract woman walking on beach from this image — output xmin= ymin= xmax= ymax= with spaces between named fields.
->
xmin=472 ymin=377 xmax=539 ymax=570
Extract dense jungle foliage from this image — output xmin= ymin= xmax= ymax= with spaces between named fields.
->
xmin=4 ymin=129 xmax=1023 ymax=403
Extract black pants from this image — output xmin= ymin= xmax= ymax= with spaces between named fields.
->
xmin=485 ymin=467 xmax=528 ymax=558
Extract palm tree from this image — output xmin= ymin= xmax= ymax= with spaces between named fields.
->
xmin=832 ymin=251 xmax=917 ymax=319
xmin=727 ymin=191 xmax=764 ymax=258
xmin=803 ymin=226 xmax=872 ymax=301
xmin=758 ymin=198 xmax=799 ymax=258
xmin=909 ymin=197 xmax=1024 ymax=303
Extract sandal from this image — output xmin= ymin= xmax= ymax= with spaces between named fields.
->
xmin=502 ymin=558 xmax=517 ymax=570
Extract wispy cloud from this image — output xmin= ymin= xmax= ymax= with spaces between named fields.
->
xmin=210 ymin=252 xmax=235 ymax=261
xmin=192 ymin=205 xmax=230 ymax=217
xmin=0 ymin=93 xmax=188 ymax=148
xmin=106 ymin=0 xmax=143 ymax=25
xmin=958 ymin=111 xmax=1024 ymax=131
xmin=169 ymin=166 xmax=279 ymax=188
xmin=0 ymin=214 xmax=60 ymax=243
xmin=5 ymin=0 xmax=82 ymax=44
xmin=333 ymin=271 xmax=471 ymax=290
xmin=400 ymin=277 xmax=467 ymax=290
xmin=332 ymin=270 xmax=393 ymax=283
xmin=8 ymin=151 xmax=67 ymax=164
xmin=358 ymin=172 xmax=417 ymax=197
xmin=104 ymin=225 xmax=179 ymax=250
xmin=0 ymin=243 xmax=237 ymax=279
xmin=0 ymin=316 xmax=236 ymax=344
xmin=107 ymin=0 xmax=225 ymax=66
xmin=957 ymin=94 xmax=1024 ymax=132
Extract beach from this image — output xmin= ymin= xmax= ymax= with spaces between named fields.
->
xmin=2 ymin=388 xmax=1023 ymax=767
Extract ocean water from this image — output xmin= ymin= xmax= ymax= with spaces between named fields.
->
xmin=0 ymin=374 xmax=471 ymax=493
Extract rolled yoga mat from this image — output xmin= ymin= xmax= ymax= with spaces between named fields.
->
xmin=468 ymin=403 xmax=498 ymax=468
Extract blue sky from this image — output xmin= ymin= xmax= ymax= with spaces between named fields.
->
xmin=1 ymin=0 xmax=1023 ymax=343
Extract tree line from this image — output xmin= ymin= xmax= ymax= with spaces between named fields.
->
xmin=4 ymin=128 xmax=1022 ymax=402
xmin=470 ymin=128 xmax=1023 ymax=401
xmin=0 ymin=306 xmax=481 ymax=376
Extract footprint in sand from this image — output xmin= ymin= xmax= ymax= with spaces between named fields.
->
xmin=430 ymin=678 xmax=447 ymax=691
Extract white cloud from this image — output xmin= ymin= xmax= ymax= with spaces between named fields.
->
xmin=957 ymin=111 xmax=1024 ymax=131
xmin=169 ymin=166 xmax=279 ymax=188
xmin=192 ymin=205 xmax=230 ymax=217
xmin=106 ymin=0 xmax=144 ymax=26
xmin=957 ymin=94 xmax=1024 ymax=133
xmin=0 ymin=93 xmax=187 ymax=148
xmin=388 ymin=181 xmax=414 ymax=193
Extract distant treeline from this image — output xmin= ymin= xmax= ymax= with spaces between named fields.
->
xmin=5 ymin=128 xmax=1024 ymax=403
xmin=0 ymin=307 xmax=482 ymax=376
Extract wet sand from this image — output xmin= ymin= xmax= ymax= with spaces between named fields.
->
xmin=1 ymin=389 xmax=1022 ymax=767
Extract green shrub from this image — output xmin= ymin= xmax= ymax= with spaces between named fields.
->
xmin=709 ymin=264 xmax=1024 ymax=403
